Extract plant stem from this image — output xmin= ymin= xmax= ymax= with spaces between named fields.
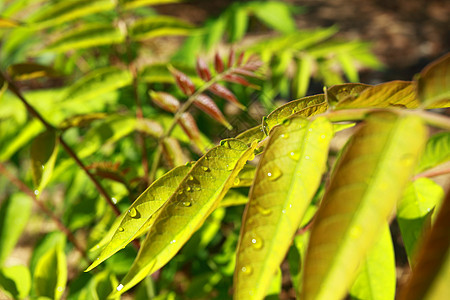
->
xmin=1 ymin=72 xmax=121 ymax=216
xmin=0 ymin=162 xmax=89 ymax=262
xmin=413 ymin=166 xmax=450 ymax=181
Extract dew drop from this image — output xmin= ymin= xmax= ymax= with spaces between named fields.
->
xmin=188 ymin=175 xmax=194 ymax=181
xmin=308 ymin=128 xmax=313 ymax=132
xmin=280 ymin=133 xmax=289 ymax=139
xmin=288 ymin=151 xmax=300 ymax=161
xmin=255 ymin=204 xmax=272 ymax=216
xmin=182 ymin=201 xmax=192 ymax=207
xmin=170 ymin=239 xmax=176 ymax=244
xmin=321 ymin=134 xmax=326 ymax=139
xmin=304 ymin=155 xmax=310 ymax=160
xmin=128 ymin=207 xmax=138 ymax=218
xmin=202 ymin=166 xmax=210 ymax=172
xmin=41 ymin=165 xmax=45 ymax=170
xmin=250 ymin=233 xmax=264 ymax=250
xmin=186 ymin=186 xmax=192 ymax=192
xmin=116 ymin=284 xmax=124 ymax=291
xmin=118 ymin=227 xmax=124 ymax=232
xmin=241 ymin=265 xmax=253 ymax=275
xmin=57 ymin=286 xmax=64 ymax=293
xmin=267 ymin=166 xmax=282 ymax=181
xmin=34 ymin=190 xmax=39 ymax=196
xmin=111 ymin=197 xmax=117 ymax=204
xmin=234 ymin=177 xmax=241 ymax=186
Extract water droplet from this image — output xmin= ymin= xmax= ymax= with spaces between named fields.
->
xmin=250 ymin=233 xmax=264 ymax=250
xmin=34 ymin=190 xmax=39 ymax=196
xmin=267 ymin=166 xmax=282 ymax=181
xmin=288 ymin=151 xmax=300 ymax=161
xmin=193 ymin=187 xmax=201 ymax=191
xmin=41 ymin=165 xmax=45 ymax=170
xmin=188 ymin=175 xmax=194 ymax=181
xmin=57 ymin=286 xmax=64 ymax=292
xmin=280 ymin=133 xmax=289 ymax=139
xmin=204 ymin=156 xmax=209 ymax=160
xmin=170 ymin=239 xmax=176 ymax=244
xmin=234 ymin=178 xmax=241 ymax=186
xmin=128 ymin=207 xmax=137 ymax=218
xmin=186 ymin=186 xmax=192 ymax=192
xmin=255 ymin=204 xmax=272 ymax=216
xmin=308 ymin=128 xmax=313 ymax=132
xmin=178 ymin=190 xmax=183 ymax=195
xmin=118 ymin=227 xmax=124 ymax=232
xmin=182 ymin=201 xmax=192 ymax=207
xmin=282 ymin=209 xmax=286 ymax=214
xmin=202 ymin=166 xmax=210 ymax=172
xmin=117 ymin=284 xmax=124 ymax=291
xmin=305 ymin=155 xmax=310 ymax=160
xmin=111 ymin=197 xmax=117 ymax=204
xmin=321 ymin=134 xmax=326 ymax=139
xmin=241 ymin=265 xmax=253 ymax=275
xmin=282 ymin=118 xmax=291 ymax=125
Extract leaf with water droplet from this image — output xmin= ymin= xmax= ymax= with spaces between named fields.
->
xmin=235 ymin=116 xmax=333 ymax=300
xmin=30 ymin=129 xmax=59 ymax=196
xmin=111 ymin=139 xmax=257 ymax=296
xmin=85 ymin=164 xmax=192 ymax=272
xmin=302 ymin=111 xmax=426 ymax=300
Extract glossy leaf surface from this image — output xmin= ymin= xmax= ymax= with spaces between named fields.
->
xmin=417 ymin=53 xmax=450 ymax=107
xmin=30 ymin=129 xmax=59 ymax=193
xmin=302 ymin=111 xmax=427 ymax=300
xmin=349 ymin=223 xmax=395 ymax=300
xmin=113 ymin=139 xmax=257 ymax=295
xmin=235 ymin=117 xmax=333 ymax=300
xmin=86 ymin=164 xmax=191 ymax=272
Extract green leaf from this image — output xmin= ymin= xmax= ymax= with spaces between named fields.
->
xmin=30 ymin=129 xmax=59 ymax=194
xmin=0 ymin=265 xmax=31 ymax=299
xmin=349 ymin=223 xmax=396 ymax=300
xmin=398 ymin=190 xmax=450 ymax=300
xmin=337 ymin=52 xmax=359 ymax=82
xmin=416 ymin=132 xmax=450 ymax=173
xmin=30 ymin=232 xmax=66 ymax=277
xmin=30 ymin=0 xmax=114 ymax=29
xmin=397 ymin=178 xmax=444 ymax=264
xmin=85 ymin=164 xmax=191 ymax=272
xmin=236 ymin=125 xmax=265 ymax=145
xmin=336 ymin=81 xmax=420 ymax=109
xmin=33 ymin=240 xmax=67 ymax=300
xmin=302 ymin=111 xmax=427 ymax=300
xmin=120 ymin=0 xmax=181 ymax=10
xmin=40 ymin=24 xmax=124 ymax=53
xmin=59 ymin=113 xmax=108 ymax=130
xmin=7 ymin=63 xmax=59 ymax=81
xmin=0 ymin=17 xmax=21 ymax=28
xmin=129 ymin=16 xmax=194 ymax=41
xmin=234 ymin=117 xmax=333 ymax=299
xmin=0 ymin=193 xmax=32 ymax=265
xmin=326 ymin=83 xmax=371 ymax=107
xmin=229 ymin=6 xmax=248 ymax=42
xmin=265 ymin=94 xmax=328 ymax=132
xmin=292 ymin=56 xmax=313 ymax=98
xmin=112 ymin=139 xmax=257 ymax=296
xmin=219 ymin=190 xmax=249 ymax=208
xmin=87 ymin=271 xmax=119 ymax=300
xmin=417 ymin=53 xmax=450 ymax=107
xmin=60 ymin=67 xmax=132 ymax=104
xmin=251 ymin=1 xmax=296 ymax=34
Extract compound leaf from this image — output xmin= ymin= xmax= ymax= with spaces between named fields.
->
xmin=302 ymin=111 xmax=427 ymax=300
xmin=112 ymin=139 xmax=257 ymax=296
xmin=234 ymin=117 xmax=333 ymax=299
xmin=85 ymin=164 xmax=191 ymax=272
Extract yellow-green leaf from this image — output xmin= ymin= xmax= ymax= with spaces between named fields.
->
xmin=0 ymin=17 xmax=21 ymax=28
xmin=85 ymin=164 xmax=191 ymax=272
xmin=0 ymin=265 xmax=31 ymax=299
xmin=30 ymin=129 xmax=59 ymax=195
xmin=417 ymin=53 xmax=450 ymax=107
xmin=265 ymin=94 xmax=328 ymax=132
xmin=120 ymin=0 xmax=180 ymax=10
xmin=220 ymin=190 xmax=249 ymax=208
xmin=234 ymin=117 xmax=333 ymax=300
xmin=398 ymin=191 xmax=450 ymax=300
xmin=326 ymin=83 xmax=371 ymax=107
xmin=336 ymin=81 xmax=420 ymax=109
xmin=349 ymin=223 xmax=396 ymax=300
xmin=129 ymin=16 xmax=194 ymax=41
xmin=112 ymin=139 xmax=257 ymax=296
xmin=41 ymin=24 xmax=124 ymax=53
xmin=30 ymin=0 xmax=114 ymax=29
xmin=292 ymin=56 xmax=313 ymax=98
xmin=7 ymin=63 xmax=58 ymax=81
xmin=33 ymin=240 xmax=67 ymax=300
xmin=416 ymin=132 xmax=450 ymax=173
xmin=233 ymin=164 xmax=257 ymax=188
xmin=302 ymin=111 xmax=427 ymax=300
xmin=236 ymin=125 xmax=265 ymax=145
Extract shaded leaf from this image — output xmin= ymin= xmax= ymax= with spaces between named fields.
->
xmin=417 ymin=53 xmax=450 ymax=107
xmin=7 ymin=63 xmax=58 ymax=81
xmin=336 ymin=81 xmax=420 ymax=109
xmin=59 ymin=113 xmax=108 ymax=130
xmin=416 ymin=132 xmax=450 ymax=173
xmin=168 ymin=65 xmax=195 ymax=96
xmin=30 ymin=232 xmax=66 ymax=276
xmin=30 ymin=129 xmax=59 ymax=194
xmin=149 ymin=90 xmax=180 ymax=113
xmin=234 ymin=117 xmax=333 ymax=299
xmin=398 ymin=190 xmax=450 ymax=300
xmin=302 ymin=111 xmax=427 ymax=300
xmin=0 ymin=265 xmax=31 ymax=299
xmin=251 ymin=1 xmax=296 ymax=34
xmin=349 ymin=223 xmax=396 ymax=300
xmin=0 ymin=193 xmax=32 ymax=265
xmin=85 ymin=164 xmax=191 ymax=272
xmin=194 ymin=94 xmax=232 ymax=129
xmin=41 ymin=24 xmax=124 ymax=53
xmin=326 ymin=83 xmax=371 ymax=107
xmin=129 ymin=16 xmax=193 ymax=41
xmin=112 ymin=139 xmax=257 ymax=296
xmin=397 ymin=178 xmax=444 ymax=264
xmin=208 ymin=83 xmax=245 ymax=109
xmin=30 ymin=0 xmax=114 ymax=29
xmin=265 ymin=94 xmax=328 ymax=132
xmin=33 ymin=240 xmax=67 ymax=300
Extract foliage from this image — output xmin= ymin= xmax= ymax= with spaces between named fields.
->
xmin=0 ymin=1 xmax=449 ymax=300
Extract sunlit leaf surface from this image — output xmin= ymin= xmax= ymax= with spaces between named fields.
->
xmin=417 ymin=53 xmax=450 ymax=107
xmin=302 ymin=111 xmax=427 ymax=300
xmin=234 ymin=117 xmax=333 ymax=300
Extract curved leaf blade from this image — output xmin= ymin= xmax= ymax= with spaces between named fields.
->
xmin=236 ymin=125 xmax=265 ymax=145
xmin=129 ymin=16 xmax=194 ymax=41
xmin=85 ymin=164 xmax=191 ymax=272
xmin=113 ymin=139 xmax=257 ymax=295
xmin=416 ymin=132 xmax=450 ymax=173
xmin=398 ymin=190 xmax=450 ymax=300
xmin=302 ymin=111 xmax=427 ymax=300
xmin=234 ymin=117 xmax=333 ymax=299
xmin=417 ymin=53 xmax=450 ymax=107
xmin=326 ymin=83 xmax=371 ymax=107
